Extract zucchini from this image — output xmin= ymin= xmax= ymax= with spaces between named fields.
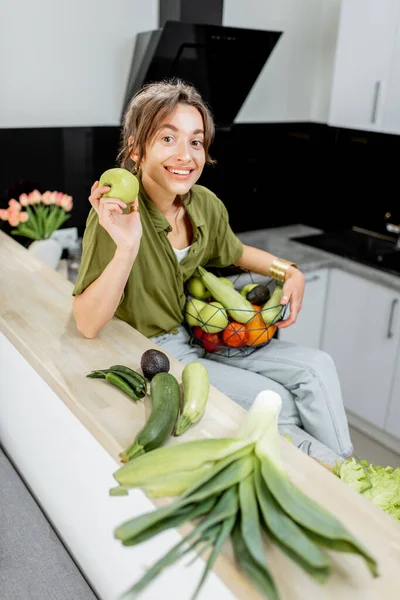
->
xmin=260 ymin=284 xmax=284 ymax=324
xmin=119 ymin=372 xmax=180 ymax=462
xmin=196 ymin=266 xmax=256 ymax=324
xmin=175 ymin=362 xmax=210 ymax=436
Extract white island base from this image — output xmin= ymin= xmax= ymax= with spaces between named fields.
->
xmin=1 ymin=333 xmax=239 ymax=600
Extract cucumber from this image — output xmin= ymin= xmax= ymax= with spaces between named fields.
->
xmin=175 ymin=362 xmax=210 ymax=436
xmin=196 ymin=266 xmax=256 ymax=325
xmin=260 ymin=284 xmax=284 ymax=324
xmin=119 ymin=372 xmax=181 ymax=462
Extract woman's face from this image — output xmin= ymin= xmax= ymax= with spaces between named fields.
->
xmin=139 ymin=103 xmax=206 ymax=200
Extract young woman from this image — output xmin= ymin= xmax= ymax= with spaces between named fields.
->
xmin=72 ymin=79 xmax=353 ymax=465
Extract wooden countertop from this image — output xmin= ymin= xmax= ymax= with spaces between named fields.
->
xmin=1 ymin=230 xmax=400 ymax=600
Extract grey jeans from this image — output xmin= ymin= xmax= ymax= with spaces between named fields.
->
xmin=150 ymin=325 xmax=353 ymax=466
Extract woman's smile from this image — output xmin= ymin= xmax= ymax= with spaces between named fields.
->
xmin=164 ymin=165 xmax=196 ymax=181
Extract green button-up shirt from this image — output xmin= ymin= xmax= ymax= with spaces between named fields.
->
xmin=72 ymin=180 xmax=243 ymax=338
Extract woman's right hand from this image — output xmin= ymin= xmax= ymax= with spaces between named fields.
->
xmin=88 ymin=181 xmax=142 ymax=252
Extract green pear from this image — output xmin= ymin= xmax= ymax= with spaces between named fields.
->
xmin=240 ymin=283 xmax=258 ymax=298
xmin=99 ymin=168 xmax=139 ymax=205
xmin=186 ymin=276 xmax=211 ymax=300
xmin=218 ymin=277 xmax=235 ymax=289
xmin=185 ymin=298 xmax=208 ymax=327
xmin=199 ymin=302 xmax=228 ymax=333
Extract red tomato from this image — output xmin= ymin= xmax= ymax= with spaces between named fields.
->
xmin=201 ymin=332 xmax=222 ymax=352
xmin=192 ymin=326 xmax=204 ymax=340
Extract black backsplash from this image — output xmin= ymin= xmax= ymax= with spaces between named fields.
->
xmin=2 ymin=122 xmax=400 ymax=238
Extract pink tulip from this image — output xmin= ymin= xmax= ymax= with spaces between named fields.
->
xmin=8 ymin=212 xmax=20 ymax=227
xmin=19 ymin=212 xmax=29 ymax=223
xmin=61 ymin=195 xmax=73 ymax=211
xmin=19 ymin=193 xmax=29 ymax=206
xmin=8 ymin=199 xmax=21 ymax=212
xmin=29 ymin=189 xmax=42 ymax=204
xmin=42 ymin=191 xmax=51 ymax=205
xmin=0 ymin=208 xmax=8 ymax=220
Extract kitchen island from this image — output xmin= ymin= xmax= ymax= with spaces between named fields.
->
xmin=1 ymin=229 xmax=400 ymax=600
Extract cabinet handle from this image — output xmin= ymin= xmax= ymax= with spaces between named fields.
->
xmin=305 ymin=275 xmax=320 ymax=283
xmin=387 ymin=298 xmax=398 ymax=339
xmin=371 ymin=81 xmax=381 ymax=124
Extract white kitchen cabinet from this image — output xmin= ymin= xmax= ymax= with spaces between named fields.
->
xmin=383 ymin=19 xmax=400 ymax=134
xmin=384 ymin=342 xmax=400 ymax=438
xmin=278 ymin=268 xmax=328 ymax=349
xmin=328 ymin=0 xmax=400 ymax=132
xmin=321 ymin=268 xmax=400 ymax=429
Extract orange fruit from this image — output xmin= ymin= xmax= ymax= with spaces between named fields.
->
xmin=222 ymin=321 xmax=249 ymax=347
xmin=245 ymin=309 xmax=277 ymax=346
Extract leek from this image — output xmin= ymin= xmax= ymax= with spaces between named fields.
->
xmin=111 ymin=390 xmax=379 ymax=599
xmin=113 ymin=437 xmax=250 ymax=487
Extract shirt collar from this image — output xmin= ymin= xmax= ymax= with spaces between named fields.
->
xmin=138 ymin=175 xmax=205 ymax=232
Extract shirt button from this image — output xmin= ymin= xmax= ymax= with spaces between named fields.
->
xmin=193 ymin=249 xmax=197 ymax=254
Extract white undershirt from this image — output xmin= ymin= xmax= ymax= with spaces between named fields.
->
xmin=172 ymin=245 xmax=191 ymax=263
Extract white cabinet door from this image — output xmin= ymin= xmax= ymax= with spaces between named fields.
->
xmin=279 ymin=268 xmax=328 ymax=349
xmin=321 ymin=269 xmax=400 ymax=428
xmin=383 ymin=18 xmax=400 ymax=134
xmin=328 ymin=0 xmax=400 ymax=132
xmin=384 ymin=343 xmax=400 ymax=438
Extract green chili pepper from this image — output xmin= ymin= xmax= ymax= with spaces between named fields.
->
xmin=105 ymin=372 xmax=141 ymax=402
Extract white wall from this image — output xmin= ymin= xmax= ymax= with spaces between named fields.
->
xmin=223 ymin=0 xmax=341 ymax=124
xmin=1 ymin=0 xmax=342 ymax=129
xmin=0 ymin=0 xmax=158 ymax=128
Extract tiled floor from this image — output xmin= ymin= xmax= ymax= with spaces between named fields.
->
xmin=349 ymin=426 xmax=400 ymax=468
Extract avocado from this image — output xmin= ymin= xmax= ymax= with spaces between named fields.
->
xmin=140 ymin=349 xmax=170 ymax=381
xmin=246 ymin=283 xmax=271 ymax=305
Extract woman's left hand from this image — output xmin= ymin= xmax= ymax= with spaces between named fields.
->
xmin=276 ymin=268 xmax=305 ymax=329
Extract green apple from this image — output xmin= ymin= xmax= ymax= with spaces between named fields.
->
xmin=199 ymin=302 xmax=228 ymax=333
xmin=186 ymin=276 xmax=211 ymax=300
xmin=185 ymin=298 xmax=208 ymax=327
xmin=240 ymin=283 xmax=258 ymax=298
xmin=218 ymin=277 xmax=235 ymax=289
xmin=99 ymin=168 xmax=139 ymax=206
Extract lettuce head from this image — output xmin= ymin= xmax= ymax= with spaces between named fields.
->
xmin=334 ymin=457 xmax=400 ymax=520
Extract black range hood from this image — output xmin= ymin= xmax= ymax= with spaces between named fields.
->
xmin=121 ymin=20 xmax=282 ymax=129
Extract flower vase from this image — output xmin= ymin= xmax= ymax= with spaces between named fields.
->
xmin=28 ymin=238 xmax=63 ymax=270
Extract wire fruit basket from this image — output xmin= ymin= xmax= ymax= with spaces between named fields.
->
xmin=184 ymin=268 xmax=288 ymax=357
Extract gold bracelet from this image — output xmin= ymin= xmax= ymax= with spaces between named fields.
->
xmin=268 ymin=258 xmax=298 ymax=283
